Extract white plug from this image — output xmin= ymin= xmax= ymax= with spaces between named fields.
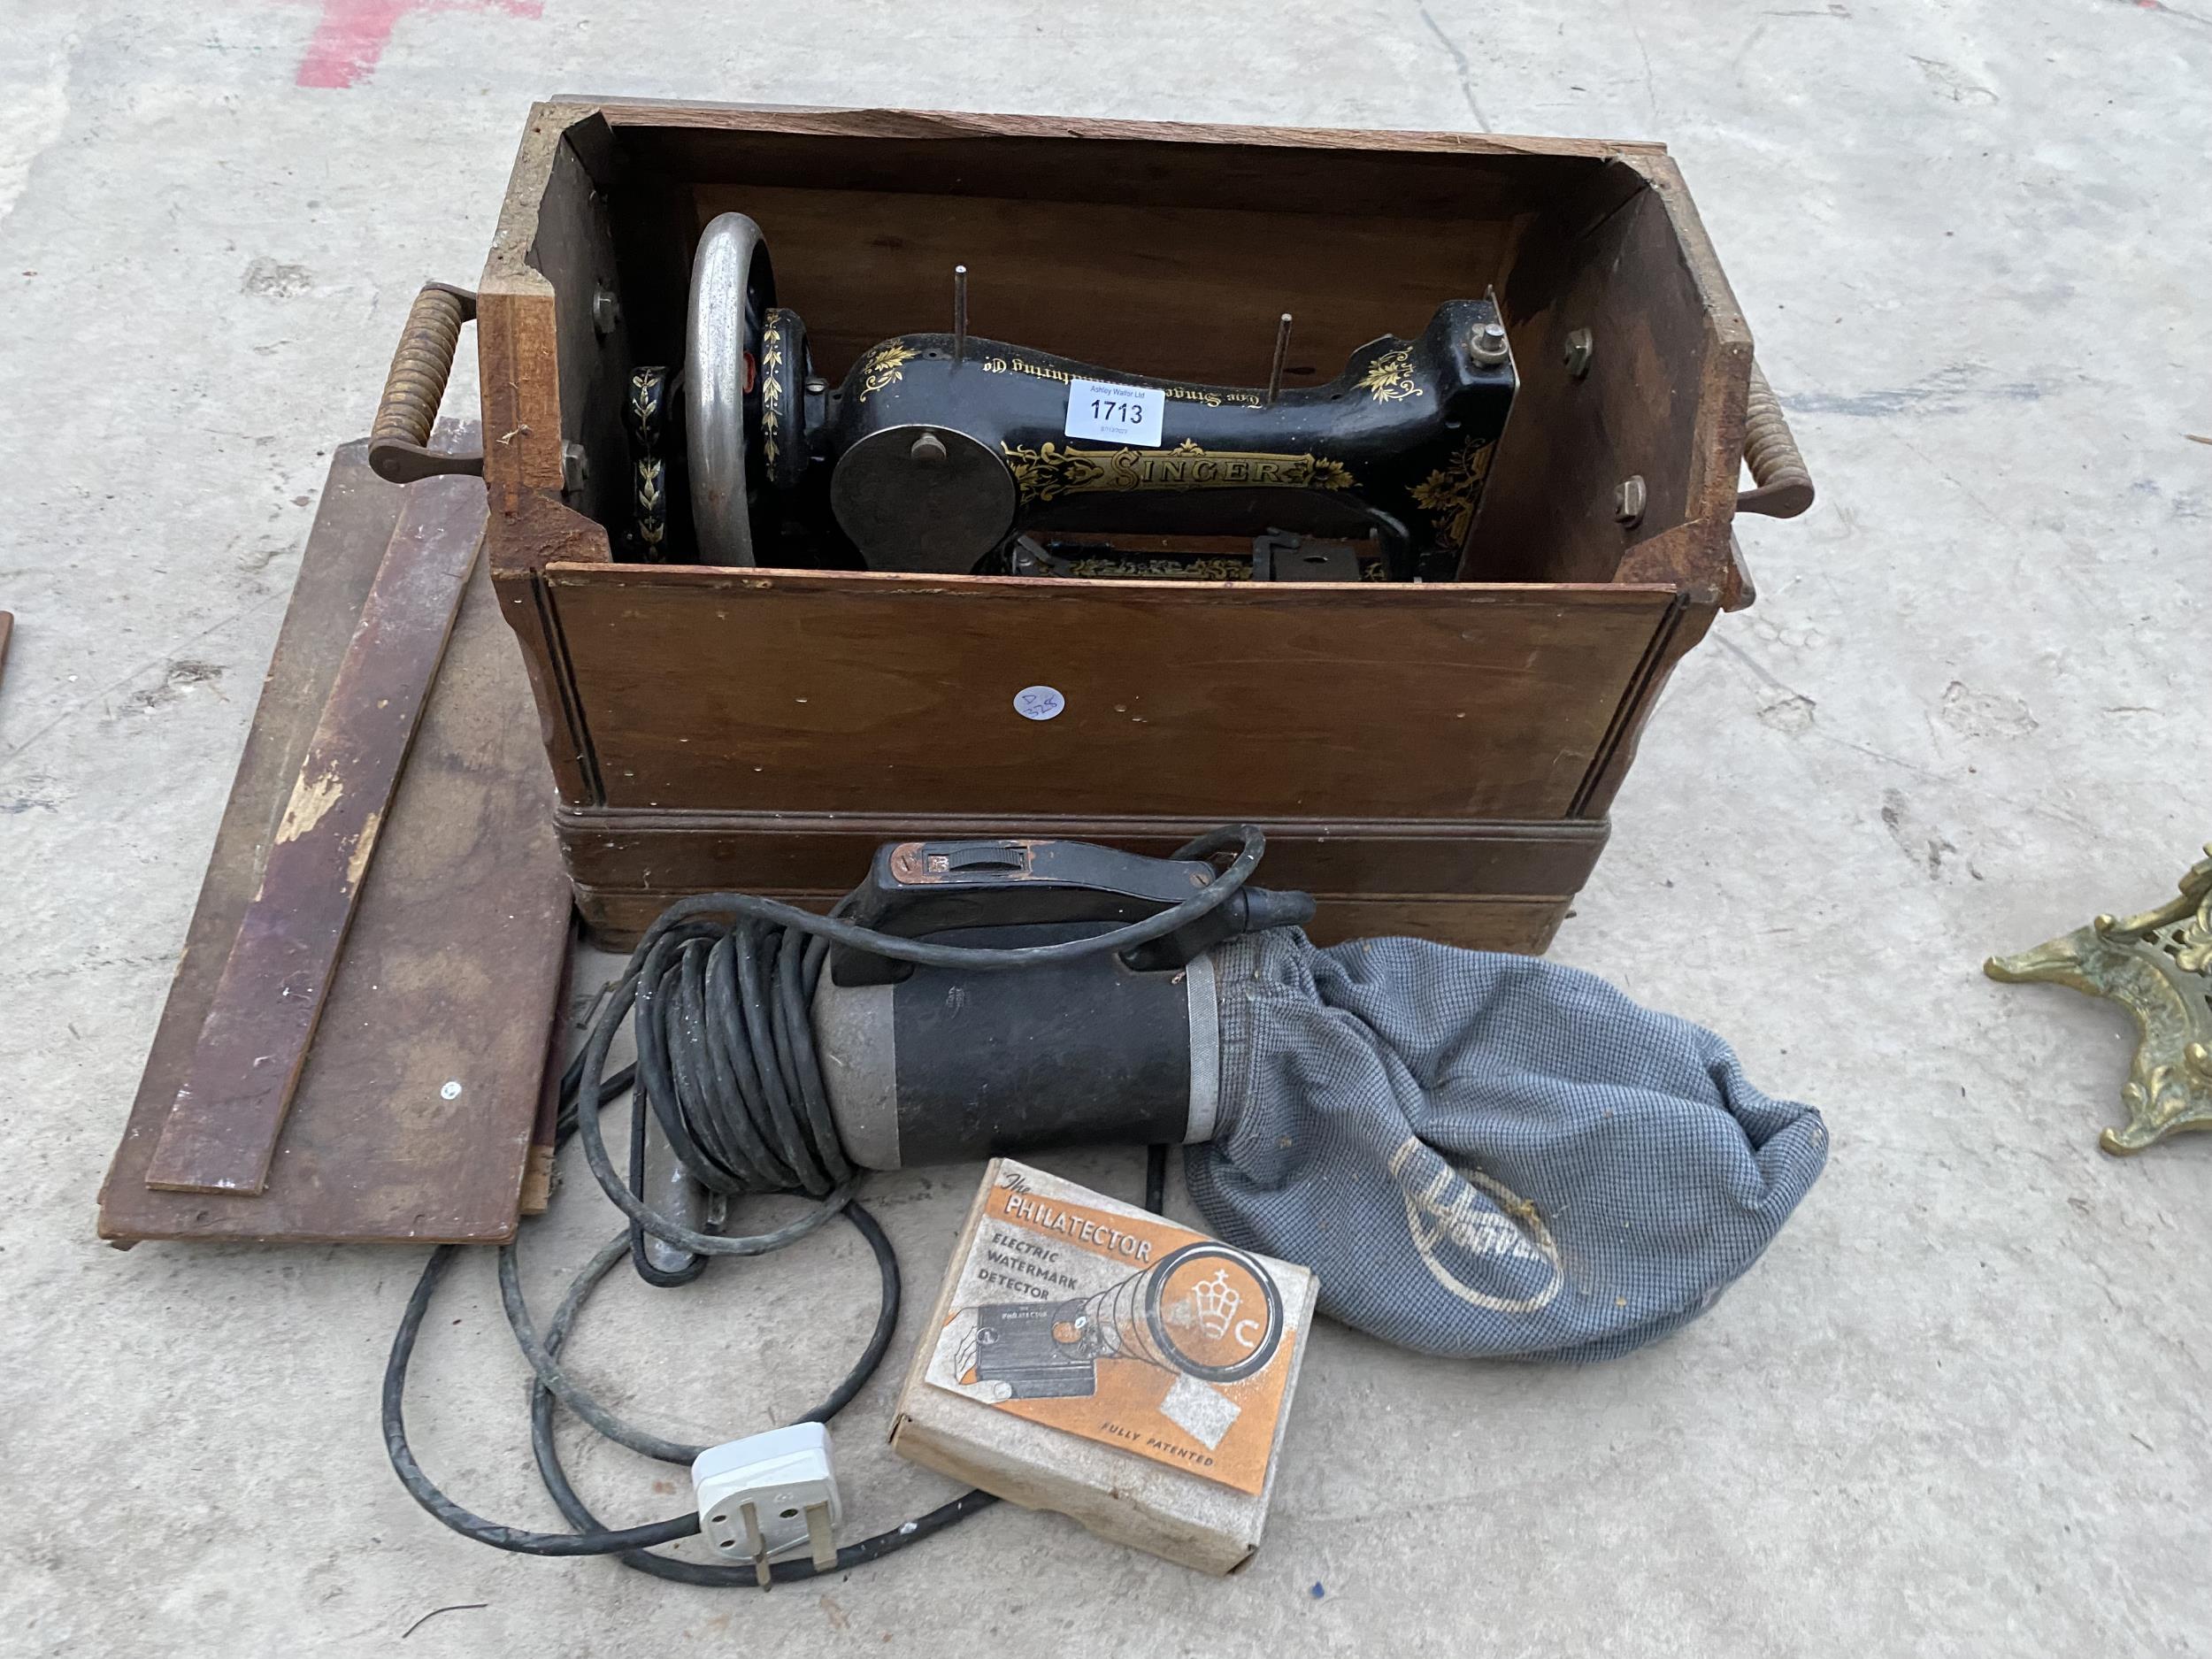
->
xmin=691 ymin=1423 xmax=842 ymax=1586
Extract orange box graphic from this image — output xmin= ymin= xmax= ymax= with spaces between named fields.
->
xmin=918 ymin=1164 xmax=1310 ymax=1498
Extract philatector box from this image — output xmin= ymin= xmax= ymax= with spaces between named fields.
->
xmin=889 ymin=1158 xmax=1318 ymax=1574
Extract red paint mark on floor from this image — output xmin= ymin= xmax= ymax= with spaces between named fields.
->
xmin=296 ymin=0 xmax=541 ymax=89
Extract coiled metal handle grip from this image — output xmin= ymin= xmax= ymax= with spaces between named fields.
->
xmin=1736 ymin=360 xmax=1814 ymax=518
xmin=368 ymin=282 xmax=485 ymax=484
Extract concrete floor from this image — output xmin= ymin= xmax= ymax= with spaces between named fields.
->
xmin=4 ymin=0 xmax=2208 ymax=1652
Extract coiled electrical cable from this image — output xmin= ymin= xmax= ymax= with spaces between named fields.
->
xmin=380 ymin=827 xmax=1263 ymax=1581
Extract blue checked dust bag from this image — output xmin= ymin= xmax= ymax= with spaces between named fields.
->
xmin=1185 ymin=932 xmax=1828 ymax=1362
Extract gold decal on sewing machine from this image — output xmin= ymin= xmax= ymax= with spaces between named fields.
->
xmin=857 ymin=341 xmax=919 ymax=403
xmin=984 ymin=352 xmax=1064 ymax=385
xmin=759 ymin=323 xmax=787 ymax=467
xmin=1411 ymin=436 xmax=1497 ymax=544
xmin=1169 ymin=385 xmax=1264 ymax=408
xmin=982 ymin=353 xmax=1261 ymax=407
xmin=1002 ymin=439 xmax=1355 ymax=503
xmin=1356 ymin=344 xmax=1423 ymax=403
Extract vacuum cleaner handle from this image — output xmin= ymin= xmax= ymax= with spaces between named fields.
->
xmin=829 ymin=837 xmax=1313 ymax=987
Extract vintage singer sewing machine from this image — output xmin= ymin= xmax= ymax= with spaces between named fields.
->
xmin=634 ymin=212 xmax=1519 ymax=581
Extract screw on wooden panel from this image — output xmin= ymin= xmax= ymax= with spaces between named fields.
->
xmin=561 ymin=442 xmax=589 ymax=492
xmin=591 ymin=287 xmax=621 ymax=336
xmin=1614 ymin=475 xmax=1647 ymax=527
xmin=1563 ymin=327 xmax=1594 ymax=379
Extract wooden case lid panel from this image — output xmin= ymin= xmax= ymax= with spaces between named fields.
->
xmin=101 ymin=441 xmax=571 ymax=1244
xmin=547 ymin=565 xmax=1672 ymax=818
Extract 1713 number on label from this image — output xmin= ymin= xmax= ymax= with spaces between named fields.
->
xmin=1064 ymin=378 xmax=1164 ymax=448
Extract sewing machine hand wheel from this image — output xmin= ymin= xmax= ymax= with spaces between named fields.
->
xmin=686 ymin=212 xmax=779 ymax=565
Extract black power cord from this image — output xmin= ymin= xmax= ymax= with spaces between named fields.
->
xmin=380 ymin=827 xmax=1261 ymax=1581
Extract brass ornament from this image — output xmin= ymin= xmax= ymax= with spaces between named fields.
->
xmin=1356 ymin=343 xmax=1422 ymax=403
xmin=1985 ymin=846 xmax=2212 ymax=1155
xmin=1411 ymin=436 xmax=1497 ymax=546
xmin=999 ymin=438 xmax=1355 ymax=504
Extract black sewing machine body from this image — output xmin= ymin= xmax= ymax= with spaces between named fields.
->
xmin=674 ymin=213 xmax=1518 ymax=580
xmin=777 ymin=302 xmax=1512 ymax=580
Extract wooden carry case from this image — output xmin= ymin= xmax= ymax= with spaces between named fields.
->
xmin=419 ymin=101 xmax=1810 ymax=949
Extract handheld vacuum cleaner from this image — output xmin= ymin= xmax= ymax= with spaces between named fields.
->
xmin=384 ymin=826 xmax=1828 ymax=1586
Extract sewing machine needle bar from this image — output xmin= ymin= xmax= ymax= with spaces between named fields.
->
xmin=1266 ymin=312 xmax=1293 ymax=404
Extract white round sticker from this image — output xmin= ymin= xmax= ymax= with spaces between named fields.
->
xmin=1013 ymin=685 xmax=1066 ymax=721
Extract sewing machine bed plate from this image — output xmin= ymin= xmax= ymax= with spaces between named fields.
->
xmin=478 ymin=102 xmax=1757 ymax=949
